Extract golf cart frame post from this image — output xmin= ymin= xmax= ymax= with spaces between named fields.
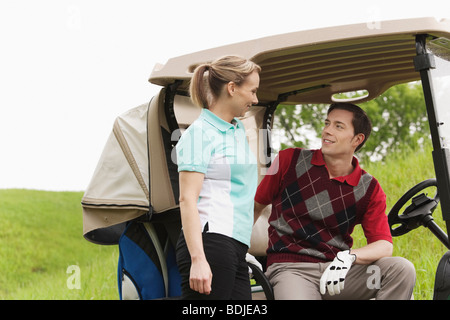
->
xmin=415 ymin=34 xmax=450 ymax=234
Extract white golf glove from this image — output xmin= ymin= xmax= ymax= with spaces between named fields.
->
xmin=320 ymin=250 xmax=356 ymax=296
xmin=245 ymin=253 xmax=263 ymax=274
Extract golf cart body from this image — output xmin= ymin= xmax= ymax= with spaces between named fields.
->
xmin=82 ymin=17 xmax=450 ymax=299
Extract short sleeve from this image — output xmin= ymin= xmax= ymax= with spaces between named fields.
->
xmin=254 ymin=148 xmax=295 ymax=205
xmin=361 ymin=182 xmax=393 ymax=244
xmin=176 ymin=123 xmax=213 ymax=174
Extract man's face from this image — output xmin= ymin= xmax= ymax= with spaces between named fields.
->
xmin=321 ymin=108 xmax=364 ymax=158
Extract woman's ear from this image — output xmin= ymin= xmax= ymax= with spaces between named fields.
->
xmin=227 ymin=81 xmax=236 ymax=96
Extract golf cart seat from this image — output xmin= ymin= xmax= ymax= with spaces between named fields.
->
xmin=247 ymin=204 xmax=273 ymax=300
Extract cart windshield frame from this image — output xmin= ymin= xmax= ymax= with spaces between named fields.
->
xmin=417 ymin=35 xmax=450 ymax=230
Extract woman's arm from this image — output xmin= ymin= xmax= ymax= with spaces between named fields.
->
xmin=178 ymin=171 xmax=212 ymax=295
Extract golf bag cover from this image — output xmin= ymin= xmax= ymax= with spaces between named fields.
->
xmin=117 ymin=221 xmax=181 ymax=300
xmin=434 ymin=250 xmax=450 ymax=300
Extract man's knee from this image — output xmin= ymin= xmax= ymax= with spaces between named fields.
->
xmin=380 ymin=256 xmax=416 ymax=280
xmin=371 ymin=256 xmax=415 ymax=299
xmin=377 ymin=256 xmax=416 ymax=293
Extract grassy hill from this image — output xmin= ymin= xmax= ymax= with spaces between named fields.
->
xmin=0 ymin=144 xmax=448 ymax=300
xmin=0 ymin=189 xmax=118 ymax=299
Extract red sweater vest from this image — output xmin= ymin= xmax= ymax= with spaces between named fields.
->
xmin=259 ymin=148 xmax=381 ymax=266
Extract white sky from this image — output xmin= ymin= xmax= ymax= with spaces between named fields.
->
xmin=1 ymin=0 xmax=449 ymax=191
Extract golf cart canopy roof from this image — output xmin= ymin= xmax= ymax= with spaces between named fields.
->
xmin=149 ymin=17 xmax=450 ymax=105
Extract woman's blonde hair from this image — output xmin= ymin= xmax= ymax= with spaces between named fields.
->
xmin=189 ymin=55 xmax=261 ymax=109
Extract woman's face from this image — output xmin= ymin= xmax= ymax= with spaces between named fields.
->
xmin=230 ymin=71 xmax=260 ymax=117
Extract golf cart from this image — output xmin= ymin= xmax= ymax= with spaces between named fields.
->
xmin=82 ymin=17 xmax=450 ymax=300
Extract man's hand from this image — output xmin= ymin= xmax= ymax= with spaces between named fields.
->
xmin=320 ymin=250 xmax=356 ymax=296
xmin=246 ymin=253 xmax=263 ymax=274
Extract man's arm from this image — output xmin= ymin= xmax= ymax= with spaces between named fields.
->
xmin=320 ymin=240 xmax=393 ymax=296
xmin=351 ymin=239 xmax=393 ymax=265
xmin=354 ymin=181 xmax=393 ymax=264
xmin=254 ymin=201 xmax=268 ymax=224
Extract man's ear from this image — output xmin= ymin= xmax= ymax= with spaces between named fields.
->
xmin=353 ymin=133 xmax=365 ymax=148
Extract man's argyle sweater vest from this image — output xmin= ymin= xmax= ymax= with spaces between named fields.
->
xmin=266 ymin=148 xmax=378 ymax=266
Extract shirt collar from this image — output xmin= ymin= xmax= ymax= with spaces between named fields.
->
xmin=311 ymin=149 xmax=362 ymax=187
xmin=200 ymin=109 xmax=240 ymax=132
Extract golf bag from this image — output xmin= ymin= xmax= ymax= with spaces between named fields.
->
xmin=118 ymin=219 xmax=181 ymax=300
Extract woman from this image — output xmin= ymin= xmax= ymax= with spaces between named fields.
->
xmin=175 ymin=55 xmax=261 ymax=299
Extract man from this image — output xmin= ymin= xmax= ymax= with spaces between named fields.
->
xmin=254 ymin=103 xmax=416 ymax=300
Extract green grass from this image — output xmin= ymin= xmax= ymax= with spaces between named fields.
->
xmin=0 ymin=144 xmax=448 ymax=299
xmin=0 ymin=190 xmax=118 ymax=299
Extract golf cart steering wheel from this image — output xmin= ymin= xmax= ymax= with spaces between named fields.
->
xmin=388 ymin=179 xmax=439 ymax=237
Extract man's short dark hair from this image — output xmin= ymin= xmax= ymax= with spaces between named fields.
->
xmin=327 ymin=103 xmax=372 ymax=152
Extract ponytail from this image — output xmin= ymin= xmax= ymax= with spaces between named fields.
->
xmin=189 ymin=64 xmax=212 ymax=109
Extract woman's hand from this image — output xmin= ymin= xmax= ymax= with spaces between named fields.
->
xmin=189 ymin=256 xmax=213 ymax=295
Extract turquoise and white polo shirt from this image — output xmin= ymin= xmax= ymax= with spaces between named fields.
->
xmin=176 ymin=109 xmax=258 ymax=247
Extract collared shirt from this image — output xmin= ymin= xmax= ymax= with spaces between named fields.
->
xmin=176 ymin=109 xmax=257 ymax=246
xmin=311 ymin=148 xmax=362 ymax=186
xmin=255 ymin=148 xmax=391 ymax=265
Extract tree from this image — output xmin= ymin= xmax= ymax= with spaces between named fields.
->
xmin=273 ymin=82 xmax=429 ymax=161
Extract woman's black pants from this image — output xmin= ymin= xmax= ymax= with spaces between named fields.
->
xmin=176 ymin=231 xmax=251 ymax=300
